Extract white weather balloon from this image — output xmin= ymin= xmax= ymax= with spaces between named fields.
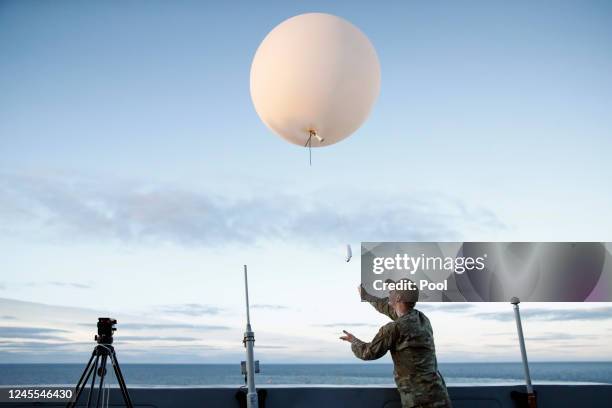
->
xmin=250 ymin=13 xmax=380 ymax=147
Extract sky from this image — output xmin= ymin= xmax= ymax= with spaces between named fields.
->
xmin=1 ymin=0 xmax=612 ymax=364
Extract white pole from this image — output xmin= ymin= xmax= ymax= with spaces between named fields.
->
xmin=511 ymin=297 xmax=537 ymax=407
xmin=244 ymin=265 xmax=258 ymax=408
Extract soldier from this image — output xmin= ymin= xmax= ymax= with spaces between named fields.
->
xmin=340 ymin=279 xmax=452 ymax=408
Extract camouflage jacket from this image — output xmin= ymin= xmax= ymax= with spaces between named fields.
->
xmin=351 ymin=295 xmax=452 ymax=408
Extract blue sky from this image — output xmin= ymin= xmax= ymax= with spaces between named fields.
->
xmin=1 ymin=0 xmax=612 ymax=363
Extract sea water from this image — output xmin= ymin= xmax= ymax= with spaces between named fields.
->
xmin=1 ymin=362 xmax=611 ymax=386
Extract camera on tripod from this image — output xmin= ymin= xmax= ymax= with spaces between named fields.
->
xmin=68 ymin=317 xmax=133 ymax=408
xmin=95 ymin=317 xmax=117 ymax=344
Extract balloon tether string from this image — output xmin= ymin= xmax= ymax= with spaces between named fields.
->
xmin=304 ymin=130 xmax=323 ymax=166
xmin=306 ymin=130 xmax=314 ymax=166
xmin=309 ymin=134 xmax=312 ymax=166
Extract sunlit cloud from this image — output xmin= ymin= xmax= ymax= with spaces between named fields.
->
xmin=474 ymin=307 xmax=612 ymax=321
xmin=0 ymin=172 xmax=505 ymax=246
xmin=77 ymin=322 xmax=231 ymax=331
xmin=252 ymin=304 xmax=290 ymax=310
xmin=1 ymin=298 xmax=612 ymax=363
xmin=157 ymin=303 xmax=223 ymax=316
xmin=0 ymin=326 xmax=72 ymax=340
xmin=525 ymin=333 xmax=599 ymax=341
xmin=419 ymin=304 xmax=476 ymax=313
xmin=118 ymin=335 xmax=201 ymax=342
xmin=315 ymin=323 xmax=379 ymax=328
xmin=24 ymin=281 xmax=91 ymax=289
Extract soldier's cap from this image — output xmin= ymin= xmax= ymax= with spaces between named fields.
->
xmin=386 ymin=278 xmax=419 ymax=303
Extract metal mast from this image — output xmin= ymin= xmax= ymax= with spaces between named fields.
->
xmin=243 ymin=265 xmax=258 ymax=408
xmin=511 ymin=297 xmax=537 ymax=408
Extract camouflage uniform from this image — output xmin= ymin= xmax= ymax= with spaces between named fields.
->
xmin=351 ymin=292 xmax=452 ymax=408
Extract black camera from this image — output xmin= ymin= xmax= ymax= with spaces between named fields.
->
xmin=95 ymin=317 xmax=117 ymax=344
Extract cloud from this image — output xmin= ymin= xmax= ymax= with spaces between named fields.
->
xmin=419 ymin=304 xmax=475 ymax=313
xmin=117 ymin=335 xmax=200 ymax=342
xmin=525 ymin=333 xmax=599 ymax=341
xmin=157 ymin=304 xmax=222 ymax=316
xmin=257 ymin=345 xmax=288 ymax=350
xmin=251 ymin=304 xmax=290 ymax=310
xmin=0 ymin=341 xmax=87 ymax=350
xmin=119 ymin=344 xmax=220 ymax=352
xmin=0 ymin=346 xmax=227 ymax=363
xmin=1 ymin=316 xmax=17 ymax=320
xmin=474 ymin=307 xmax=612 ymax=322
xmin=0 ymin=340 xmax=222 ymax=361
xmin=24 ymin=281 xmax=91 ymax=289
xmin=0 ymin=326 xmax=71 ymax=340
xmin=315 ymin=322 xmax=380 ymax=328
xmin=89 ymin=322 xmax=231 ymax=331
xmin=0 ymin=172 xmax=505 ymax=246
xmin=49 ymin=281 xmax=91 ymax=289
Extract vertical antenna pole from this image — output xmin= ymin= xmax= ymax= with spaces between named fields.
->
xmin=244 ymin=265 xmax=258 ymax=408
xmin=511 ymin=297 xmax=537 ymax=408
xmin=244 ymin=265 xmax=251 ymax=327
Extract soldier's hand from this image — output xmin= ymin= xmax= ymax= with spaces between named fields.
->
xmin=339 ymin=330 xmax=356 ymax=343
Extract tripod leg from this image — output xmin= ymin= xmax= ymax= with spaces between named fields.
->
xmin=109 ymin=350 xmax=134 ymax=408
xmin=67 ymin=350 xmax=97 ymax=408
xmin=96 ymin=353 xmax=108 ymax=408
xmin=86 ymin=353 xmax=100 ymax=408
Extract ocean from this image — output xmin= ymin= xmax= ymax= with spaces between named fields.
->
xmin=1 ymin=362 xmax=611 ymax=386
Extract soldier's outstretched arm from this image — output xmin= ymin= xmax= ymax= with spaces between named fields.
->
xmin=359 ymin=284 xmax=398 ymax=321
xmin=350 ymin=323 xmax=396 ymax=361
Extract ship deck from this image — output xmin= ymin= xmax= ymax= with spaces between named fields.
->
xmin=3 ymin=384 xmax=612 ymax=407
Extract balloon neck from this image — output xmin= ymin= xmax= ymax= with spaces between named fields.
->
xmin=309 ymin=130 xmax=324 ymax=144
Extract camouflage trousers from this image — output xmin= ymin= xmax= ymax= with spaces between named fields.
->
xmin=399 ymin=389 xmax=452 ymax=408
xmin=398 ymin=384 xmax=452 ymax=408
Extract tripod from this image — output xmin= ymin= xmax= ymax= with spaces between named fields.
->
xmin=67 ymin=343 xmax=134 ymax=408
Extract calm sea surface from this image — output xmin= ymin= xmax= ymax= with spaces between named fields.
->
xmin=1 ymin=363 xmax=612 ymax=386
